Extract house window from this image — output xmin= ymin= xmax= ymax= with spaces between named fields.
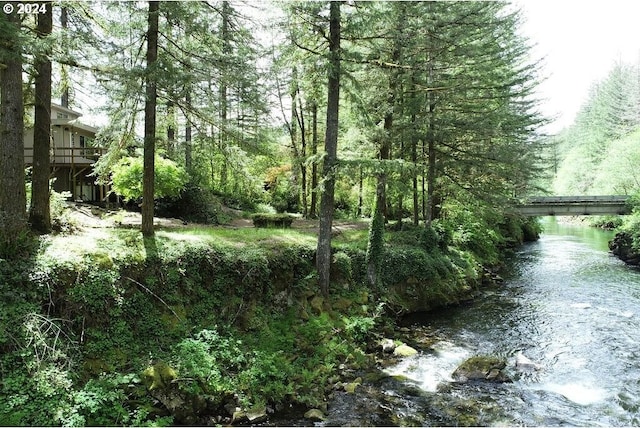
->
xmin=57 ymin=112 xmax=68 ymax=119
xmin=80 ymin=135 xmax=86 ymax=156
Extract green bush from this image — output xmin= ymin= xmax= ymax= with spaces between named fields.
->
xmin=155 ymin=184 xmax=226 ymax=224
xmin=252 ymin=213 xmax=294 ymax=228
xmin=172 ymin=328 xmax=245 ymax=395
xmin=111 ymin=156 xmax=188 ymax=202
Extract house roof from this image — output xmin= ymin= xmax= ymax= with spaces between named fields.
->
xmin=52 ymin=118 xmax=98 ymax=135
xmin=51 ymin=103 xmax=83 ymax=119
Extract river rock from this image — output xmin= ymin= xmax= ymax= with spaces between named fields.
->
xmin=304 ymin=408 xmax=326 ymax=421
xmin=452 ymin=355 xmax=511 ymax=383
xmin=344 ymin=377 xmax=362 ymax=393
xmin=393 ymin=344 xmax=418 ymax=357
xmin=246 ymin=405 xmax=268 ymax=423
xmin=381 ymin=338 xmax=396 ymax=353
xmin=231 ymin=410 xmax=247 ymax=424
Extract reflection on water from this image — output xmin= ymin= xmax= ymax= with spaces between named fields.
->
xmin=389 ymin=218 xmax=640 ymax=426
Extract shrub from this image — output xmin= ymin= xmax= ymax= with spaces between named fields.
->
xmin=252 ymin=213 xmax=294 ymax=228
xmin=111 ymin=156 xmax=188 ymax=202
xmin=155 ymin=184 xmax=226 ymax=224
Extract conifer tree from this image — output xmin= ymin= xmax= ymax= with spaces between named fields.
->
xmin=0 ymin=5 xmax=27 ymax=251
xmin=142 ymin=0 xmax=159 ymax=236
xmin=30 ymin=1 xmax=53 ymax=234
xmin=317 ymin=1 xmax=340 ymax=297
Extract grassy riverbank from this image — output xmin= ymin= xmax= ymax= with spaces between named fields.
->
xmin=0 ymin=211 xmax=539 ymax=426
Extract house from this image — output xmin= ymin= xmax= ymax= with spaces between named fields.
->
xmin=24 ymin=103 xmax=110 ymax=203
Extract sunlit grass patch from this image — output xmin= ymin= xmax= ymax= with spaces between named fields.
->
xmin=333 ymin=229 xmax=369 ymax=249
xmin=41 ymin=230 xmax=110 ymax=264
xmin=172 ymin=226 xmax=318 ymax=248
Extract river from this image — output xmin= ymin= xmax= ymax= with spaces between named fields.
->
xmin=381 ymin=219 xmax=640 ymax=426
xmin=269 ymin=220 xmax=640 ymax=426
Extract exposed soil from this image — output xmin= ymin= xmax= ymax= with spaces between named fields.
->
xmin=65 ymin=202 xmax=186 ymax=229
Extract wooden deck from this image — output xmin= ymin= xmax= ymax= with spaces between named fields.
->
xmin=24 ymin=146 xmax=105 ymax=166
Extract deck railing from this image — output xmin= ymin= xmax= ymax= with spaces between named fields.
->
xmin=24 ymin=146 xmax=106 ymax=165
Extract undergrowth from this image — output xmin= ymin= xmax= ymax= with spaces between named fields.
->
xmin=0 ymin=212 xmax=533 ymax=426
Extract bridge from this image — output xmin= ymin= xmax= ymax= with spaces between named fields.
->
xmin=516 ymin=195 xmax=631 ymax=216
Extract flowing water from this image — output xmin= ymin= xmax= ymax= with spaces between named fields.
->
xmin=268 ymin=220 xmax=640 ymax=426
xmin=381 ymin=219 xmax=640 ymax=426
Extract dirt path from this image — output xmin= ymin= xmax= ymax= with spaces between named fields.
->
xmin=66 ymin=202 xmax=370 ymax=234
xmin=228 ymin=217 xmax=370 ymax=233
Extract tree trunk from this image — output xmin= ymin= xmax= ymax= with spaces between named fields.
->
xmin=289 ymin=66 xmax=300 ymax=210
xmin=411 ymin=112 xmax=419 ymax=225
xmin=185 ymin=91 xmax=192 ymax=172
xmin=421 ymin=140 xmax=426 ymax=221
xmin=219 ymin=0 xmax=231 ymax=193
xmin=426 ymin=130 xmax=437 ymax=224
xmin=30 ymin=1 xmax=53 ymax=234
xmin=316 ymin=1 xmax=340 ymax=297
xmin=142 ymin=0 xmax=159 ymax=237
xmin=366 ymin=123 xmax=390 ymax=287
xmin=166 ymin=100 xmax=175 ymax=159
xmin=60 ymin=6 xmax=70 ymax=107
xmin=309 ymin=101 xmax=318 ymax=218
xmin=357 ymin=165 xmax=363 ymax=217
xmin=297 ymin=95 xmax=308 ymax=218
xmin=425 ymin=58 xmax=438 ymax=224
xmin=366 ymin=178 xmax=386 ymax=287
xmin=0 ymin=6 xmax=27 ymax=249
xmin=366 ymin=3 xmax=405 ymax=287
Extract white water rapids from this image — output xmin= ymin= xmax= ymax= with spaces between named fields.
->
xmin=385 ymin=219 xmax=640 ymax=426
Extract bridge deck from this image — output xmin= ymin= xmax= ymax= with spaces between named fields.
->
xmin=517 ymin=195 xmax=631 ymax=216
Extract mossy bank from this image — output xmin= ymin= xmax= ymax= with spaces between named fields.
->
xmin=0 ymin=217 xmax=539 ymax=426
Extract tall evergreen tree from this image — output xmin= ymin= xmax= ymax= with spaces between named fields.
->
xmin=317 ymin=1 xmax=340 ymax=297
xmin=366 ymin=1 xmax=408 ymax=286
xmin=29 ymin=1 xmax=53 ymax=234
xmin=142 ymin=0 xmax=159 ymax=236
xmin=0 ymin=5 xmax=27 ymax=251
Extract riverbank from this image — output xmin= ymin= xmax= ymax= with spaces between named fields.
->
xmin=366 ymin=223 xmax=640 ymax=426
xmin=0 ymin=211 xmax=539 ymax=426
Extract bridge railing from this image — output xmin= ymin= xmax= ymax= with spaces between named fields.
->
xmin=516 ymin=195 xmax=631 ymax=216
xmin=525 ymin=195 xmax=629 ymax=204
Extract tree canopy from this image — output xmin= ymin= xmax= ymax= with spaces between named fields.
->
xmin=2 ymin=0 xmax=547 ymax=269
xmin=551 ymin=59 xmax=640 ymax=196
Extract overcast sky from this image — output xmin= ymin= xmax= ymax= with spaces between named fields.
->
xmin=516 ymin=0 xmax=640 ymax=134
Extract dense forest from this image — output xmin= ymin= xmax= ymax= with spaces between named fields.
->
xmin=1 ymin=0 xmax=548 ymax=251
xmin=547 ymin=56 xmax=640 ymax=263
xmin=550 ymin=58 xmax=640 ymax=196
xmin=0 ymin=1 xmax=552 ymax=425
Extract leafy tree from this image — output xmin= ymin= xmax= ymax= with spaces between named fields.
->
xmin=111 ymin=156 xmax=188 ymax=202
xmin=92 ymin=0 xmax=270 ymax=212
xmin=592 ymin=130 xmax=640 ymax=194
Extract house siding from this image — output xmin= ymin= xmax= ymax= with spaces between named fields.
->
xmin=24 ymin=104 xmax=108 ymax=203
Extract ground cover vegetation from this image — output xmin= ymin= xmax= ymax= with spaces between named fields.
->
xmin=1 ymin=0 xmax=546 ymax=424
xmin=0 ymin=211 xmax=539 ymax=425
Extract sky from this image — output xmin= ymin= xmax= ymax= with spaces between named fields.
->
xmin=515 ymin=0 xmax=640 ymax=134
